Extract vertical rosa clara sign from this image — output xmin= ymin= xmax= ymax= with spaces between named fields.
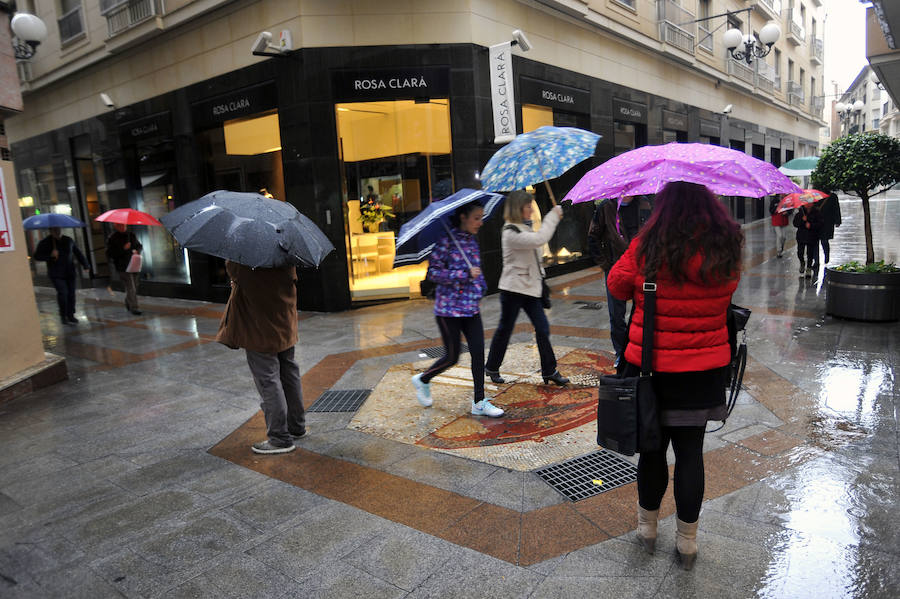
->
xmin=0 ymin=169 xmax=15 ymax=252
xmin=489 ymin=42 xmax=517 ymax=144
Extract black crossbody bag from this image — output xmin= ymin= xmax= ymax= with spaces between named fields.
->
xmin=596 ymin=282 xmax=662 ymax=456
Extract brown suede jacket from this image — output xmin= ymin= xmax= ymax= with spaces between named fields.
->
xmin=587 ymin=197 xmax=652 ymax=272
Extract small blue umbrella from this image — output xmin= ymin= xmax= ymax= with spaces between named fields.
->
xmin=393 ymin=188 xmax=505 ymax=266
xmin=22 ymin=213 xmax=87 ymax=229
xmin=480 ymin=126 xmax=601 ymax=203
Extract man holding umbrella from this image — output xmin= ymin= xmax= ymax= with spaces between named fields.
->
xmin=33 ymin=227 xmax=90 ymax=324
xmin=587 ymin=195 xmax=652 ymax=368
xmin=106 ymin=223 xmax=143 ymax=315
xmin=161 ymin=190 xmax=335 ymax=455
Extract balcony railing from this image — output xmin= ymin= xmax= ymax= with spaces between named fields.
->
xmin=774 ymin=73 xmax=782 ymax=92
xmin=727 ymin=58 xmax=755 ymax=84
xmin=811 ymin=96 xmax=825 ymax=113
xmin=756 ymin=0 xmax=783 ymax=20
xmin=788 ymin=81 xmax=805 ymax=105
xmin=786 ymin=9 xmax=805 ymax=44
xmin=756 ymin=61 xmax=777 ymax=95
xmin=106 ymin=0 xmax=162 ymax=36
xmin=811 ymin=38 xmax=823 ymax=64
xmin=657 ymin=0 xmax=696 ymax=55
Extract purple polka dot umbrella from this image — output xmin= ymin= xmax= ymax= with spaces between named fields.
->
xmin=562 ymin=142 xmax=801 ymax=203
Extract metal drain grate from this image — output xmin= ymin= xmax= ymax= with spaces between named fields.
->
xmin=308 ymin=389 xmax=372 ymax=412
xmin=419 ymin=344 xmax=469 ymax=359
xmin=535 ymin=450 xmax=637 ymax=501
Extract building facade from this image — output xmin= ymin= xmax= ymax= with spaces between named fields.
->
xmin=833 ymin=64 xmax=900 ymax=140
xmin=6 ymin=0 xmax=825 ymax=311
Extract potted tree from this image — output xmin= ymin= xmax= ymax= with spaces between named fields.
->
xmin=811 ymin=132 xmax=900 ymax=321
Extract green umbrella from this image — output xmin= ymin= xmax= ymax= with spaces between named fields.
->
xmin=778 ymin=156 xmax=819 ymax=177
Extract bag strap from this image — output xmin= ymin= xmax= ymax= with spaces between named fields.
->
xmin=640 ymin=281 xmax=656 ymax=376
xmin=504 ymin=223 xmax=545 ymax=277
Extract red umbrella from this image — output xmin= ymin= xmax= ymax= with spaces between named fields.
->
xmin=776 ymin=189 xmax=828 ymax=213
xmin=95 ymin=208 xmax=163 ymax=226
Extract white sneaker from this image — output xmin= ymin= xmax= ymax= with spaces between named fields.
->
xmin=411 ymin=373 xmax=432 ymax=407
xmin=471 ymin=398 xmax=504 ymax=418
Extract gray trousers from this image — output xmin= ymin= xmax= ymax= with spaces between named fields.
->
xmin=245 ymin=346 xmax=306 ymax=446
xmin=120 ymin=271 xmax=139 ymax=310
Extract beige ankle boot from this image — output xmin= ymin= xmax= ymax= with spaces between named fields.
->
xmin=675 ymin=517 xmax=699 ymax=570
xmin=636 ymin=503 xmax=659 ymax=554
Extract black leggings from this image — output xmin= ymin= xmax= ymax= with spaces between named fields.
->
xmin=637 ymin=426 xmax=706 ymax=523
xmin=421 ymin=314 xmax=485 ymax=401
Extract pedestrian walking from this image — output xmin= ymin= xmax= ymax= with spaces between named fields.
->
xmin=106 ymin=223 xmax=143 ymax=315
xmin=768 ymin=196 xmax=790 ymax=258
xmin=607 ymin=181 xmax=742 ymax=571
xmin=484 ymin=191 xmax=569 ymax=386
xmin=33 ymin=227 xmax=90 ymax=324
xmin=411 ymin=202 xmax=504 ymax=417
xmin=793 ymin=203 xmax=822 ymax=278
xmin=587 ymin=195 xmax=652 ymax=367
xmin=217 ymin=260 xmax=306 ymax=454
xmin=817 ymin=191 xmax=842 ymax=264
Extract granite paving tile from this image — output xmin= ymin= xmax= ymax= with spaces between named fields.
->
xmin=439 ymin=503 xmax=521 ymax=564
xmin=342 ymin=527 xmax=467 ymax=591
xmin=406 ymin=548 xmax=544 ymax=599
xmin=283 ymin=559 xmax=407 ymax=598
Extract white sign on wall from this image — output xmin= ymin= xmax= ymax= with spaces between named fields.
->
xmin=0 ymin=169 xmax=15 ymax=252
xmin=489 ymin=42 xmax=517 ymax=144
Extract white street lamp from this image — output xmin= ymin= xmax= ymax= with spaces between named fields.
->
xmin=10 ymin=12 xmax=48 ymax=60
xmin=725 ymin=22 xmax=780 ymax=65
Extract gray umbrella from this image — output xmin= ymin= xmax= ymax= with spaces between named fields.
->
xmin=160 ymin=191 xmax=334 ymax=268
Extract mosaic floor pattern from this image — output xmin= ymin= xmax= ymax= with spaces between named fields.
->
xmin=349 ymin=343 xmax=617 ymax=470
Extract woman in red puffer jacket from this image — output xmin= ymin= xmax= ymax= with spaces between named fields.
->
xmin=607 ymin=181 xmax=742 ymax=571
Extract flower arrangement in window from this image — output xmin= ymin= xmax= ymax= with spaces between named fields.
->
xmin=359 ymin=196 xmax=395 ymax=232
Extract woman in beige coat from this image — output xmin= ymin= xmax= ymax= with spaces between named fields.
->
xmin=484 ymin=191 xmax=569 ymax=386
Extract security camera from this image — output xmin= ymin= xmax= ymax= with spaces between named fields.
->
xmin=99 ymin=93 xmax=114 ymax=108
xmin=511 ymin=29 xmax=532 ymax=52
xmin=722 ymin=104 xmax=733 ymax=115
xmin=251 ymin=31 xmax=273 ymax=54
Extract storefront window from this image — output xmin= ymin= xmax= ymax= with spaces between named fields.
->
xmin=18 ymin=162 xmax=91 ymax=276
xmin=335 ymin=99 xmax=452 ymax=300
xmin=197 ymin=109 xmax=285 ymax=286
xmin=522 ymin=104 xmax=594 ymax=268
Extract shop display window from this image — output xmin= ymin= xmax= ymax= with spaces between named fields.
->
xmin=197 ymin=109 xmax=286 ymax=287
xmin=522 ymin=105 xmax=596 ymax=268
xmin=336 ymin=100 xmax=453 ymax=301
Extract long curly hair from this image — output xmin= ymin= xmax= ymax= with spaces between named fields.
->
xmin=636 ymin=181 xmax=743 ymax=284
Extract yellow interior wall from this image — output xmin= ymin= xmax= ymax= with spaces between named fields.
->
xmin=337 ymin=101 xmax=451 ymax=162
xmin=522 ymin=104 xmax=554 ymax=133
xmin=0 ymin=162 xmax=46 ymax=381
xmin=224 ymin=112 xmax=282 ymax=156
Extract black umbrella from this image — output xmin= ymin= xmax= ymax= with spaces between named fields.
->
xmin=160 ymin=191 xmax=334 ymax=268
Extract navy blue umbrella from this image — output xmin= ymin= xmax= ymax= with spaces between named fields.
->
xmin=393 ymin=188 xmax=505 ymax=267
xmin=22 ymin=213 xmax=86 ymax=229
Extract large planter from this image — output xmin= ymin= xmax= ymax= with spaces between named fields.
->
xmin=824 ymin=268 xmax=900 ymax=322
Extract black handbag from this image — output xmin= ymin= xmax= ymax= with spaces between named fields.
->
xmin=596 ymin=281 xmax=662 ymax=456
xmin=420 ymin=277 xmax=436 ymax=299
xmin=540 ymin=279 xmax=552 ymax=309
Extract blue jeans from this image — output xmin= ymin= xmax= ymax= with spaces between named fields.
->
xmin=485 ymin=291 xmax=556 ymax=377
xmin=606 ymin=273 xmax=627 ymax=364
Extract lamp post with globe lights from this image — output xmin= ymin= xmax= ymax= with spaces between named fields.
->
xmin=835 ymin=99 xmax=865 ymax=136
xmin=9 ymin=11 xmax=47 ymax=60
xmin=723 ymin=22 xmax=781 ymax=65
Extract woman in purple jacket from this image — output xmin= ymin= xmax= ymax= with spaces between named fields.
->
xmin=411 ymin=202 xmax=504 ymax=418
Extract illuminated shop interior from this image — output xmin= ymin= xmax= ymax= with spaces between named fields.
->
xmin=336 ymin=100 xmax=453 ymax=300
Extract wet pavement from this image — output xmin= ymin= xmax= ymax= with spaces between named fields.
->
xmin=1 ymin=193 xmax=898 ymax=598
